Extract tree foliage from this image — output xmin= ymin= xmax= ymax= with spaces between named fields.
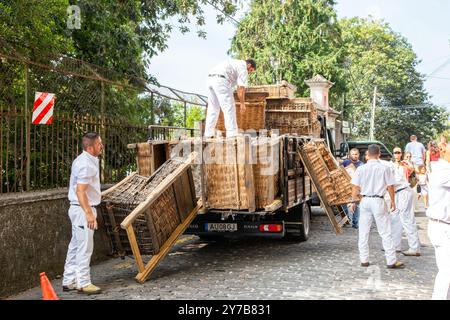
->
xmin=339 ymin=17 xmax=448 ymax=149
xmin=230 ymin=0 xmax=346 ymax=106
xmin=231 ymin=3 xmax=448 ymax=149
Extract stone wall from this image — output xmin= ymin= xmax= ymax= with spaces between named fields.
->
xmin=0 ymin=188 xmax=112 ymax=298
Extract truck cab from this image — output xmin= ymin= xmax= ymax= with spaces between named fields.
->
xmin=338 ymin=140 xmax=393 ymax=161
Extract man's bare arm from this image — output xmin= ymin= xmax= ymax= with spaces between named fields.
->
xmin=350 ymin=185 xmax=361 ymax=213
xmin=76 ymin=183 xmax=97 ymax=230
xmin=387 ymin=185 xmax=396 ymax=212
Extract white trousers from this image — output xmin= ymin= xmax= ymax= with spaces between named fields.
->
xmin=62 ymin=205 xmax=96 ymax=288
xmin=204 ymin=77 xmax=238 ymax=138
xmin=391 ymin=188 xmax=421 ymax=252
xmin=359 ymin=197 xmax=397 ymax=265
xmin=428 ymin=220 xmax=450 ymax=300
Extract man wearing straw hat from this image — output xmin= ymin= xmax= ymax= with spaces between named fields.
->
xmin=62 ymin=132 xmax=103 ymax=295
xmin=204 ymin=58 xmax=256 ymax=138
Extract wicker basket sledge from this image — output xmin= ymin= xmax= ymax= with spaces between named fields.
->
xmin=216 ymin=92 xmax=269 ymax=132
xmin=204 ymin=135 xmax=280 ymax=210
xmin=99 ymin=156 xmax=197 ymax=256
xmin=136 ymin=142 xmax=152 ymax=176
xmin=301 ymin=140 xmax=351 ymax=205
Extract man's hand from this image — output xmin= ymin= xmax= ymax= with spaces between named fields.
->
xmin=240 ymin=103 xmax=246 ymax=114
xmin=390 ymin=202 xmax=396 ymax=213
xmin=349 ymin=203 xmax=357 ymax=213
xmin=86 ymin=211 xmax=98 ymax=230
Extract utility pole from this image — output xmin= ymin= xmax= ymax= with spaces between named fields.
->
xmin=369 ymin=86 xmax=377 ymax=141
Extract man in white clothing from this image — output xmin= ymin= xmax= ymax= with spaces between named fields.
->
xmin=350 ymin=144 xmax=405 ymax=269
xmin=204 ymin=58 xmax=256 ymax=138
xmin=390 ymin=147 xmax=421 ymax=256
xmin=62 ymin=132 xmax=103 ymax=295
xmin=427 ymin=144 xmax=450 ymax=299
xmin=405 ymin=135 xmax=426 ymax=168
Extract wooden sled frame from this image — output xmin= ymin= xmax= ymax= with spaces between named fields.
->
xmin=113 ymin=153 xmax=202 ymax=283
xmin=297 ymin=143 xmax=349 ymax=234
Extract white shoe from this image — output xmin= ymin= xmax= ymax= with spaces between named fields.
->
xmin=402 ymin=250 xmax=421 ymax=257
xmin=78 ymin=284 xmax=102 ymax=295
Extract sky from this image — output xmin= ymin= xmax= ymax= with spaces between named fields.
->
xmin=148 ymin=0 xmax=450 ymax=111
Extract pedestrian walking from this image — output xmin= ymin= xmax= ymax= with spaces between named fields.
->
xmin=427 ymin=144 xmax=450 ymax=300
xmin=350 ymin=144 xmax=405 ymax=269
xmin=62 ymin=132 xmax=103 ymax=295
xmin=389 ymin=147 xmax=421 ymax=256
xmin=203 ymin=58 xmax=256 ymax=138
xmin=341 ymin=148 xmax=364 ymax=228
xmin=417 ymin=165 xmax=429 ymax=209
xmin=425 ymin=140 xmax=440 ymax=172
xmin=405 ymin=135 xmax=426 ymax=169
xmin=438 ymin=135 xmax=447 ymax=159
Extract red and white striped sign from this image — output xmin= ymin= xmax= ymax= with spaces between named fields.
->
xmin=32 ymin=92 xmax=55 ymax=125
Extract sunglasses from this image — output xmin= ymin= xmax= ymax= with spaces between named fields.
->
xmin=394 ymin=151 xmax=402 ymax=154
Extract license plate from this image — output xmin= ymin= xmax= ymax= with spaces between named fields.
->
xmin=206 ymin=223 xmax=238 ymax=232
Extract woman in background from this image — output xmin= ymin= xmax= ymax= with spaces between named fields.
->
xmin=438 ymin=135 xmax=447 ymax=159
xmin=402 ymin=151 xmax=415 ymax=181
xmin=417 ymin=165 xmax=429 ymax=209
xmin=426 ymin=140 xmax=440 ymax=173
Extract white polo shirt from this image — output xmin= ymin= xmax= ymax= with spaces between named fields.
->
xmin=68 ymin=151 xmax=101 ymax=206
xmin=426 ymin=159 xmax=450 ymax=223
xmin=209 ymin=59 xmax=248 ymax=87
xmin=352 ymin=159 xmax=396 ymax=197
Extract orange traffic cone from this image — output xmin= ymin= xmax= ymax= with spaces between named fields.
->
xmin=40 ymin=272 xmax=59 ymax=300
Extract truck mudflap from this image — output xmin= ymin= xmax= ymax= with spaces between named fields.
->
xmin=185 ymin=220 xmax=286 ymax=238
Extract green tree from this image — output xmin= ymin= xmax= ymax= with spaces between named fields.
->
xmin=230 ymin=0 xmax=346 ymax=106
xmin=340 ymin=17 xmax=449 ymax=149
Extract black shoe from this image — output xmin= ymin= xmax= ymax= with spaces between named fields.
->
xmin=361 ymin=262 xmax=370 ymax=267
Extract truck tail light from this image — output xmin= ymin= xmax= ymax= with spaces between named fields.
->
xmin=259 ymin=224 xmax=283 ymax=232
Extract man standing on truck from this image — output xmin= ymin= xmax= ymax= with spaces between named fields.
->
xmin=390 ymin=147 xmax=421 ymax=257
xmin=203 ymin=58 xmax=256 ymax=138
xmin=350 ymin=144 xmax=405 ymax=269
xmin=341 ymin=148 xmax=364 ymax=228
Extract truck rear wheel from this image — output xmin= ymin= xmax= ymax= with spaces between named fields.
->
xmin=285 ymin=203 xmax=311 ymax=242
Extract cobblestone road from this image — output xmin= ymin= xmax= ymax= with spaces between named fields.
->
xmin=12 ymin=205 xmax=437 ymax=300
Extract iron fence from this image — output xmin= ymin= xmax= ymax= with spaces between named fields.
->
xmin=0 ymin=39 xmax=207 ymax=193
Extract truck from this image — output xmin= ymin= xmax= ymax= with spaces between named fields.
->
xmin=145 ymin=118 xmax=348 ymax=244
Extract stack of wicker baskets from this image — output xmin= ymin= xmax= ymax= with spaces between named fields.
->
xmin=265 ymin=98 xmax=321 ymax=137
xmin=243 ymin=81 xmax=297 ymax=99
xmin=204 ymin=136 xmax=280 ymax=210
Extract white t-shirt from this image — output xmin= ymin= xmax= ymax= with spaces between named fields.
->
xmin=209 ymin=59 xmax=248 ymax=88
xmin=405 ymin=141 xmax=426 ymax=165
xmin=352 ymin=159 xmax=396 ymax=197
xmin=68 ymin=151 xmax=101 ymax=206
xmin=426 ymin=159 xmax=450 ymax=223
